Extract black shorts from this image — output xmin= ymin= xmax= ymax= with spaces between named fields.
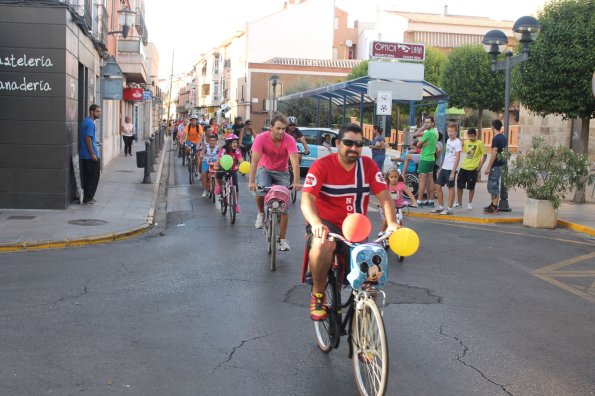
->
xmin=306 ymin=220 xmax=351 ymax=271
xmin=216 ymin=170 xmax=239 ymax=192
xmin=433 ymin=164 xmax=439 ymax=182
xmin=436 ymin=168 xmax=456 ymax=188
xmin=457 ymin=169 xmax=478 ymax=190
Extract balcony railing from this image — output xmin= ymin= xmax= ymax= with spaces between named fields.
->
xmin=117 ymin=38 xmax=145 ymax=55
xmin=96 ymin=2 xmax=108 ymax=43
xmin=60 ymin=0 xmax=92 ymax=30
xmin=135 ymin=8 xmax=149 ymax=45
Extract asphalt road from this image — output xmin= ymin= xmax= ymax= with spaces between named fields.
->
xmin=1 ymin=148 xmax=594 ymax=396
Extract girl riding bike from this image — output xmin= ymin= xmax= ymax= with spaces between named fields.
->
xmin=214 ymin=134 xmax=245 ymax=213
xmin=379 ymin=168 xmax=417 ymax=231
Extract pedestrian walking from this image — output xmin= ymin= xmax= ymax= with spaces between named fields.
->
xmin=121 ymin=116 xmax=134 ymax=156
xmin=79 ymin=104 xmax=101 ymax=204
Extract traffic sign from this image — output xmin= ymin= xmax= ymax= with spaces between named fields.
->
xmin=371 ymin=41 xmax=425 ymax=61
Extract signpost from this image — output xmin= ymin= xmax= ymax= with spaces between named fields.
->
xmin=367 ymin=80 xmax=423 ymax=101
xmin=371 ymin=41 xmax=425 ymax=61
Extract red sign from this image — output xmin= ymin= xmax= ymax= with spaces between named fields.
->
xmin=123 ymin=87 xmax=143 ymax=101
xmin=371 ymin=41 xmax=425 ymax=61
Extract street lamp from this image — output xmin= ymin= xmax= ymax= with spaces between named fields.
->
xmin=108 ymin=7 xmax=136 ymax=39
xmin=269 ymin=74 xmax=280 ymax=126
xmin=482 ymin=15 xmax=540 ymax=211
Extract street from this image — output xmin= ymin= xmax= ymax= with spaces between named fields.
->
xmin=1 ymin=148 xmax=594 ymax=396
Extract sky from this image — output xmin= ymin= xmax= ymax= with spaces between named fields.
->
xmin=144 ymin=0 xmax=547 ymax=80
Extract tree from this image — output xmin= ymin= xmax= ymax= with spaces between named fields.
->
xmin=440 ymin=45 xmax=505 ymax=137
xmin=513 ymin=0 xmax=595 ymax=202
xmin=346 ymin=60 xmax=369 ymax=80
xmin=423 ymin=47 xmax=447 ymax=87
xmin=278 ymin=78 xmax=333 ymax=126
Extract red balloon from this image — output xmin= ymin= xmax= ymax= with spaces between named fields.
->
xmin=342 ymin=213 xmax=372 ymax=242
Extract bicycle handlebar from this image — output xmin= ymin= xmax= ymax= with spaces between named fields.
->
xmin=327 ymin=231 xmax=392 ymax=246
xmin=256 ymin=185 xmax=294 ymax=192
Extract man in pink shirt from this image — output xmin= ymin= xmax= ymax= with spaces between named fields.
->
xmin=249 ymin=113 xmax=300 ymax=251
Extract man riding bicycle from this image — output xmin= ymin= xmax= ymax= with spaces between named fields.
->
xmin=183 ymin=114 xmax=204 ymax=163
xmin=249 ymin=112 xmax=300 ymax=251
xmin=301 ymin=122 xmax=399 ymax=321
xmin=286 ymin=116 xmax=310 ymax=158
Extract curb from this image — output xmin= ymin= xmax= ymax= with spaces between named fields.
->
xmin=407 ymin=212 xmax=523 ymax=224
xmin=0 ymin=139 xmax=169 ymax=253
xmin=557 ymin=219 xmax=595 ymax=237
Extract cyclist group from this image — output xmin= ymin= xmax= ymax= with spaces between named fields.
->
xmin=175 ymin=112 xmax=400 ymax=322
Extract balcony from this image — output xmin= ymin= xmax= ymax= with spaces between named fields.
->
xmin=96 ymin=2 xmax=108 ymax=44
xmin=116 ymin=38 xmax=147 ymax=83
xmin=134 ymin=8 xmax=149 ymax=46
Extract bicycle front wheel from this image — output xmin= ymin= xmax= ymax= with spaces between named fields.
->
xmin=229 ymin=186 xmax=236 ymax=225
xmin=269 ymin=212 xmax=277 ymax=271
xmin=220 ymin=182 xmax=227 ymax=215
xmin=313 ymin=276 xmax=339 ymax=353
xmin=188 ymin=157 xmax=194 ymax=184
xmin=351 ymin=298 xmax=389 ymax=396
xmin=209 ymin=177 xmax=216 ymax=202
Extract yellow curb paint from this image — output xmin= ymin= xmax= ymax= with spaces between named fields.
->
xmin=557 ymin=219 xmax=595 ymax=237
xmin=408 ymin=212 xmax=523 ymax=224
xmin=0 ymin=224 xmax=152 ymax=253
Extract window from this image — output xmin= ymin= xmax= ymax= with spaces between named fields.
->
xmin=301 ymin=129 xmax=320 ymax=146
xmin=334 ymin=17 xmax=339 ymax=30
xmin=213 ymin=81 xmax=219 ymax=95
xmin=332 ymin=48 xmax=338 ymax=60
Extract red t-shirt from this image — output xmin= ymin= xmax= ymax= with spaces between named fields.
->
xmin=302 ymin=154 xmax=387 ymax=228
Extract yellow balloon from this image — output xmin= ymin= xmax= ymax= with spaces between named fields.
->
xmin=388 ymin=228 xmax=420 ymax=257
xmin=238 ymin=161 xmax=251 ymax=175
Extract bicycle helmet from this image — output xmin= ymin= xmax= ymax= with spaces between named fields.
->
xmin=287 ymin=116 xmax=297 ymax=125
xmin=189 ymin=114 xmax=199 ymax=120
xmin=225 ymin=133 xmax=239 ymax=141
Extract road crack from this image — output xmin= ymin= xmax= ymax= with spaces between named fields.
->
xmin=53 ymin=284 xmax=88 ymax=306
xmin=212 ymin=332 xmax=277 ymax=372
xmin=439 ymin=325 xmax=513 ymax=396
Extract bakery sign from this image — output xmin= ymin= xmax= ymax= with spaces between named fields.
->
xmin=123 ymin=87 xmax=143 ymax=101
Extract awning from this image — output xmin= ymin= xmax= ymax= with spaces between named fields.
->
xmin=278 ymin=76 xmax=449 ymax=107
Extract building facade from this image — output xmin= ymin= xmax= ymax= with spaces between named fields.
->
xmin=0 ymin=0 xmax=160 ymax=209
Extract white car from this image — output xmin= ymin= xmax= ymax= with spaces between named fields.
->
xmin=295 ymin=127 xmax=393 ymax=172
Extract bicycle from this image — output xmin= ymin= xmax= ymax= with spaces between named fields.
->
xmin=218 ymin=169 xmax=238 ymax=225
xmin=187 ymin=150 xmax=197 ymax=184
xmin=258 ymin=185 xmax=292 ymax=271
xmin=208 ymin=162 xmax=217 ymax=203
xmin=375 ymin=201 xmax=416 ymax=262
xmin=303 ymin=231 xmax=392 ymax=396
xmin=288 ymin=151 xmax=305 ymax=204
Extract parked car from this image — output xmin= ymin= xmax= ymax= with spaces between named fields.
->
xmin=295 ymin=127 xmax=393 ymax=172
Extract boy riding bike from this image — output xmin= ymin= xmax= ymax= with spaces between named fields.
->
xmin=300 ymin=122 xmax=399 ymax=321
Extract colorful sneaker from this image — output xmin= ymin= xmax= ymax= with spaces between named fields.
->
xmin=278 ymin=239 xmax=291 ymax=251
xmin=310 ymin=293 xmax=327 ymax=321
xmin=440 ymin=208 xmax=454 ymax=215
xmin=235 ymin=204 xmax=240 ymax=213
xmin=484 ymin=205 xmax=499 ymax=214
xmin=215 ymin=185 xmax=221 ymax=195
xmin=255 ymin=213 xmax=264 ymax=229
xmin=418 ymin=200 xmax=428 ymax=207
xmin=453 ymin=202 xmax=462 ymax=209
xmin=426 ymin=200 xmax=435 ymax=207
xmin=467 ymin=203 xmax=473 ymax=210
xmin=431 ymin=206 xmax=444 ymax=213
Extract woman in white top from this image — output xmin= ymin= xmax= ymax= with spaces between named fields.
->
xmin=120 ymin=116 xmax=134 ymax=156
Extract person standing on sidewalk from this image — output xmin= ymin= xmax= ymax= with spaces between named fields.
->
xmin=415 ymin=116 xmax=438 ymax=207
xmin=432 ymin=123 xmax=462 ymax=215
xmin=370 ymin=124 xmax=386 ymax=172
xmin=457 ymin=128 xmax=487 ymax=210
xmin=120 ymin=116 xmax=134 ymax=157
xmin=79 ymin=104 xmax=101 ymax=204
xmin=484 ymin=119 xmax=507 ymax=214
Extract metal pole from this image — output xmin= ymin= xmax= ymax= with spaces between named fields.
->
xmin=498 ymin=52 xmax=512 ymax=212
xmin=409 ymin=100 xmax=415 ymax=127
xmin=166 ymin=49 xmax=174 ymax=123
xmin=327 ymin=97 xmax=332 ymax=128
xmin=154 ymin=130 xmax=160 ymax=157
xmin=142 ymin=140 xmax=152 ymax=184
xmin=316 ymin=97 xmax=320 ymax=127
xmin=359 ymin=93 xmax=364 ymax=130
xmin=149 ymin=135 xmax=156 ymax=172
xmin=342 ymin=95 xmax=346 ymax=124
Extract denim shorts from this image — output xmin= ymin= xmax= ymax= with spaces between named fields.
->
xmin=436 ymin=168 xmax=456 ymax=188
xmin=487 ymin=166 xmax=502 ymax=196
xmin=256 ymin=167 xmax=290 ymax=196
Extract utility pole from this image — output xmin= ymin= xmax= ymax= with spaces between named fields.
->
xmin=166 ymin=49 xmax=174 ymax=122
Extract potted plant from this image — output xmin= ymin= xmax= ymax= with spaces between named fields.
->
xmin=503 ymin=137 xmax=593 ymax=229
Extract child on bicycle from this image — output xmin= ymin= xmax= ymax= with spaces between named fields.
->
xmin=200 ymin=133 xmax=219 ymax=198
xmin=214 ymin=134 xmax=245 ymax=213
xmin=379 ymin=168 xmax=417 ymax=230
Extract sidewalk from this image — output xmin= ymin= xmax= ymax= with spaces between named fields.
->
xmin=0 ymin=139 xmax=168 ymax=252
xmin=0 ymin=142 xmax=592 ymax=253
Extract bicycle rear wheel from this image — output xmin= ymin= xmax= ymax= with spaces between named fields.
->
xmin=188 ymin=156 xmax=194 ymax=184
xmin=220 ymin=181 xmax=227 ymax=215
xmin=269 ymin=212 xmax=277 ymax=271
xmin=209 ymin=177 xmax=216 ymax=202
xmin=229 ymin=185 xmax=236 ymax=224
xmin=404 ymin=173 xmax=418 ymax=197
xmin=313 ymin=276 xmax=340 ymax=353
xmin=351 ymin=298 xmax=389 ymax=396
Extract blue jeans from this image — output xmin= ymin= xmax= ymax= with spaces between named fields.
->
xmin=373 ymin=155 xmax=385 ymax=173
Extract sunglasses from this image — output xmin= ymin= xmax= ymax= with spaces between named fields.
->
xmin=341 ymin=138 xmax=364 ymax=148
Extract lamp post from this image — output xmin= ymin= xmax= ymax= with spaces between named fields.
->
xmin=269 ymin=74 xmax=280 ymax=127
xmin=108 ymin=7 xmax=136 ymax=39
xmin=482 ymin=15 xmax=540 ymax=211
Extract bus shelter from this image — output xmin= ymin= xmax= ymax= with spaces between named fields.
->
xmin=278 ymin=76 xmax=449 ymax=130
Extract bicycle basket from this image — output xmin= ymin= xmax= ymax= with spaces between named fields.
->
xmin=346 ymin=244 xmax=388 ymax=290
xmin=264 ymin=185 xmax=290 ymax=212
